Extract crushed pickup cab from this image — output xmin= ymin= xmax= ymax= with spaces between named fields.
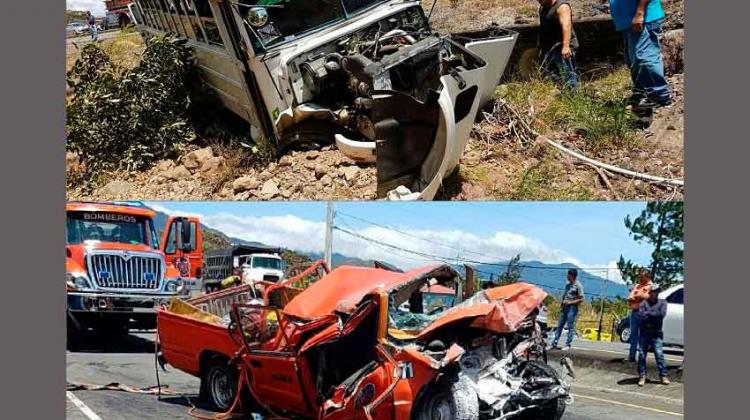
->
xmin=212 ymin=263 xmax=572 ymax=419
xmin=132 ymin=1 xmax=517 ymax=199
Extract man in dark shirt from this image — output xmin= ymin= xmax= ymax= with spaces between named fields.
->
xmin=537 ymin=0 xmax=579 ymax=89
xmin=637 ymin=283 xmax=670 ymax=386
xmin=550 ymin=268 xmax=584 ymax=350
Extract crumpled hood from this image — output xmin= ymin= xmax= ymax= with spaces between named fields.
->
xmin=283 ymin=264 xmax=452 ymax=320
xmin=416 ymin=282 xmax=547 ymax=341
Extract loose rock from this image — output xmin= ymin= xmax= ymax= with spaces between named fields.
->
xmin=233 ymin=175 xmax=260 ymax=193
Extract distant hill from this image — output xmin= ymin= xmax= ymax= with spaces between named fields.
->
xmin=148 ymin=205 xmax=628 ymax=300
xmin=463 ymin=261 xmax=629 ymax=300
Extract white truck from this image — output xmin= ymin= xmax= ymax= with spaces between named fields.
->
xmin=202 ymin=245 xmax=285 ymax=293
xmin=130 ymin=0 xmax=517 ymax=200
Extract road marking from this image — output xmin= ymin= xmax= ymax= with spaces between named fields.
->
xmin=571 ymin=393 xmax=683 ymax=417
xmin=572 ymin=383 xmax=684 ymax=405
xmin=66 ymin=391 xmax=103 ymax=420
xmin=571 ymin=346 xmax=683 ymax=362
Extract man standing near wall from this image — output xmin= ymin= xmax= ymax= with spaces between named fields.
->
xmin=550 ymin=268 xmax=585 ymax=350
xmin=626 ymin=269 xmax=653 ymax=362
xmin=610 ymin=0 xmax=672 ymax=108
xmin=537 ymin=0 xmax=579 ymax=89
xmin=86 ymin=11 xmax=98 ymax=41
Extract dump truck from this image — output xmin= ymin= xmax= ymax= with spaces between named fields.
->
xmin=130 ymin=0 xmax=518 ymax=199
xmin=202 ymin=244 xmax=285 ymax=293
xmin=160 ymin=261 xmax=572 ymax=418
xmin=66 ymin=201 xmax=203 ymax=344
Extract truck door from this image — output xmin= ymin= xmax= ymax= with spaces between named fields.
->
xmin=161 ymin=216 xmax=204 ymax=289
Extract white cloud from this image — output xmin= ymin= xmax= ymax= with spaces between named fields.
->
xmin=150 ymin=204 xmax=621 ymax=282
xmin=67 ymin=0 xmax=107 ymax=16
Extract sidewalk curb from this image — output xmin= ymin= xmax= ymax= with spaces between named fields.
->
xmin=549 ymin=347 xmax=684 ymax=383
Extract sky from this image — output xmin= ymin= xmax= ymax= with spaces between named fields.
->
xmin=67 ymin=0 xmax=107 ymax=16
xmin=146 ymin=201 xmax=655 ymax=283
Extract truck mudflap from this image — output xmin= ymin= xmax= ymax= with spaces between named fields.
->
xmin=375 ymin=34 xmax=517 ymax=200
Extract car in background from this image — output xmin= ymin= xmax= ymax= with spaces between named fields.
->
xmin=616 ymin=283 xmax=684 ymax=347
xmin=66 ymin=22 xmax=89 ymax=36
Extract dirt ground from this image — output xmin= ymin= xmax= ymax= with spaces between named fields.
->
xmin=66 ymin=2 xmax=684 ymax=202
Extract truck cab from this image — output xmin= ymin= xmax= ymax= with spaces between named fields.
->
xmin=239 ymin=253 xmax=284 ymax=283
xmin=66 ymin=201 xmax=203 ymax=340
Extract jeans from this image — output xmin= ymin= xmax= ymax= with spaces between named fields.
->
xmin=90 ymin=24 xmax=98 ymax=41
xmin=628 ymin=309 xmax=641 ymax=360
xmin=622 ymin=20 xmax=671 ymax=103
xmin=541 ymin=45 xmax=578 ymax=90
xmin=552 ymin=304 xmax=579 ymax=347
xmin=638 ymin=333 xmax=668 ymax=378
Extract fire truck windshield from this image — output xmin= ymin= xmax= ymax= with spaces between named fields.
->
xmin=66 ymin=211 xmax=159 ymax=248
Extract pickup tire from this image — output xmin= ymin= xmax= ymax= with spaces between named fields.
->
xmin=200 ymin=356 xmax=237 ymax=412
xmin=414 ymin=374 xmax=479 ymax=420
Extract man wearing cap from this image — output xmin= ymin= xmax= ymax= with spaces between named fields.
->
xmin=550 ymin=268 xmax=585 ymax=350
xmin=637 ymin=283 xmax=670 ymax=386
xmin=626 ymin=269 xmax=653 ymax=361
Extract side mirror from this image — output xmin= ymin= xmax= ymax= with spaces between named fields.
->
xmin=246 ymin=7 xmax=269 ymax=27
xmin=181 ymin=221 xmax=193 ymax=252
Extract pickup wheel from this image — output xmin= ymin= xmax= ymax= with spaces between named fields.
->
xmin=201 ymin=357 xmax=237 ymax=412
xmin=414 ymin=374 xmax=479 ymax=420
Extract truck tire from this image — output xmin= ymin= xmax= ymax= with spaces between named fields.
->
xmin=518 ymin=361 xmax=567 ymax=420
xmin=201 ymin=357 xmax=237 ymax=412
xmin=414 ymin=374 xmax=479 ymax=420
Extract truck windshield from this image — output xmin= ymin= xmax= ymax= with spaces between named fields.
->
xmin=252 ymin=257 xmax=282 ymax=270
xmin=66 ymin=211 xmax=157 ymax=248
xmin=240 ymin=0 xmax=389 ymax=49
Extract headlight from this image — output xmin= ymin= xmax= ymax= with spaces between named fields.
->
xmin=66 ymin=272 xmax=91 ymax=289
xmin=165 ymin=278 xmax=183 ymax=293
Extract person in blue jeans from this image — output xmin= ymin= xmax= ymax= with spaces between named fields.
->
xmin=610 ymin=0 xmax=672 ymax=107
xmin=550 ymin=268 xmax=584 ymax=350
xmin=87 ymin=11 xmax=98 ymax=42
xmin=637 ymin=283 xmax=670 ymax=386
xmin=626 ymin=270 xmax=652 ymax=361
xmin=537 ymin=0 xmax=579 ymax=89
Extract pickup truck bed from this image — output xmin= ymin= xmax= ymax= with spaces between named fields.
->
xmin=157 ymin=285 xmax=260 ymax=377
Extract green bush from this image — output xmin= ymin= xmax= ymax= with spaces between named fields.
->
xmin=66 ymin=35 xmax=199 ymax=174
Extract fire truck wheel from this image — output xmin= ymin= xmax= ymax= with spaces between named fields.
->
xmin=415 ymin=374 xmax=479 ymax=420
xmin=201 ymin=357 xmax=237 ymax=412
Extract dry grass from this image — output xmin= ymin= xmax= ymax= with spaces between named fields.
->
xmin=66 ymin=31 xmax=145 ymax=72
xmin=422 ymin=0 xmax=532 ymax=32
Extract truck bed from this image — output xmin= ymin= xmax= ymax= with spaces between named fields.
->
xmin=157 ymin=285 xmax=260 ymax=377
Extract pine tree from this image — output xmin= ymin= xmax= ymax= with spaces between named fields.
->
xmin=499 ymin=254 xmax=523 ymax=285
xmin=617 ymin=202 xmax=683 ymax=286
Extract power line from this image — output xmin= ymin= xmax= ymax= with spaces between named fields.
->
xmin=334 ymin=212 xmax=617 ymax=276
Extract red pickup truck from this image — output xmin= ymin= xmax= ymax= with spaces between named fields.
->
xmin=159 ymin=262 xmax=571 ymax=419
xmin=157 ymin=261 xmax=330 ymax=410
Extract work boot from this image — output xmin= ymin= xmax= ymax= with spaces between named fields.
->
xmin=660 ymin=377 xmax=670 ymax=385
xmin=638 ymin=376 xmax=646 ymax=387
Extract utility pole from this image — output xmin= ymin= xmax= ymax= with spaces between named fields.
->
xmin=324 ymin=201 xmax=334 ymax=268
xmin=597 ymin=268 xmax=609 ymax=341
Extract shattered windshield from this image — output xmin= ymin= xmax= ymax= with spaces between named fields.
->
xmin=66 ymin=211 xmax=156 ymax=248
xmin=239 ymin=0 xmax=391 ymax=49
xmin=389 ymin=278 xmax=458 ymax=333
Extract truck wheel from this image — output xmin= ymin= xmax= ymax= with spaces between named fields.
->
xmin=201 ymin=358 xmax=237 ymax=412
xmin=415 ymin=374 xmax=478 ymax=420
xmin=620 ymin=326 xmax=631 ymax=343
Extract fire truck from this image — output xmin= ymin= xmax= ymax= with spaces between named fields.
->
xmin=66 ymin=201 xmax=203 ymax=345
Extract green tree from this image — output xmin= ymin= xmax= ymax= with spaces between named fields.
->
xmin=617 ymin=202 xmax=684 ymax=287
xmin=498 ymin=254 xmax=523 ymax=285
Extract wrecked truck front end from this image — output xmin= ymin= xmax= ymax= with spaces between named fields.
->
xmin=247 ymin=2 xmax=517 ymax=199
xmin=243 ymin=264 xmax=572 ymax=419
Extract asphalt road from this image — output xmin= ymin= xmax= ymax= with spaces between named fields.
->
xmin=66 ymin=332 xmax=683 ymax=419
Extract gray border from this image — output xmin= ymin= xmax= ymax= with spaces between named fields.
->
xmin=0 ymin=0 xmax=65 ymax=417
xmin=685 ymin=0 xmax=750 ymax=418
xmin=1 ymin=0 xmax=750 ymax=418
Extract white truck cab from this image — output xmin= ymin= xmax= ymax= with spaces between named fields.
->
xmin=239 ymin=253 xmax=284 ymax=284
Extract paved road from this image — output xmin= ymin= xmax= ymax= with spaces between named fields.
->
xmin=66 ymin=29 xmax=128 ymax=46
xmin=66 ymin=332 xmax=683 ymax=419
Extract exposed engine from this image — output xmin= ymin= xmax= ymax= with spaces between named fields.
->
xmin=415 ymin=311 xmax=573 ymax=419
xmin=281 ymin=8 xmax=485 ymax=146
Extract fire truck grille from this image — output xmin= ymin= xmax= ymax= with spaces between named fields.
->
xmin=89 ymin=253 xmax=163 ymax=289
